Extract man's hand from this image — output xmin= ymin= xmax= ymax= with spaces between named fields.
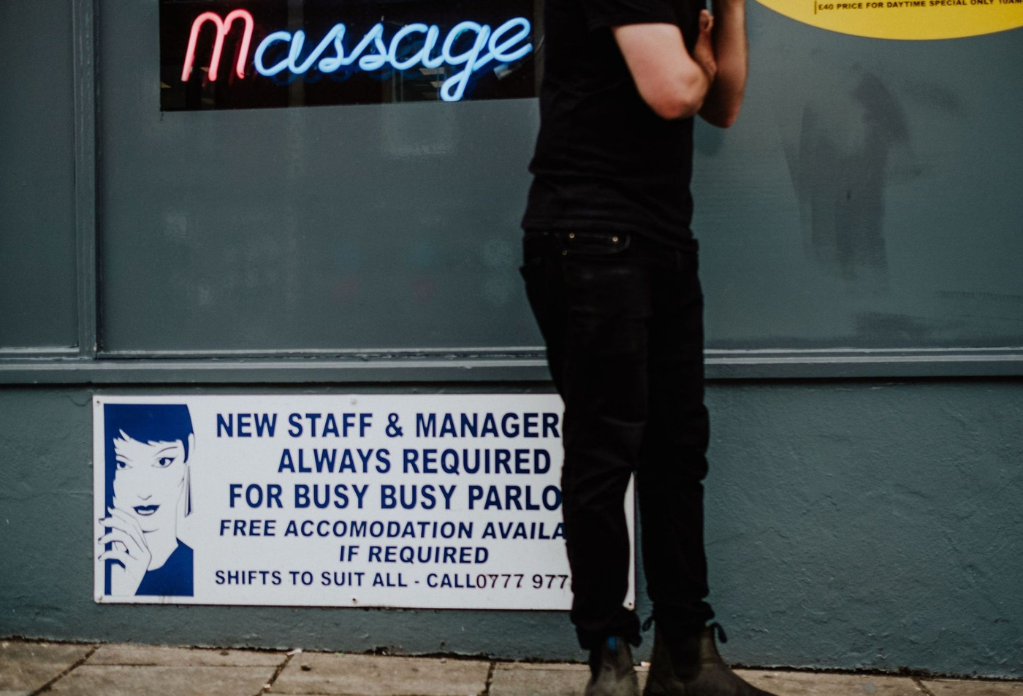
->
xmin=699 ymin=0 xmax=748 ymax=128
xmin=693 ymin=10 xmax=717 ymax=84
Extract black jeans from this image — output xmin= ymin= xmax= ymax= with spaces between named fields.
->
xmin=521 ymin=229 xmax=715 ymax=650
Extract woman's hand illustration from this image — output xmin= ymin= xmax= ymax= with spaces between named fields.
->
xmin=98 ymin=505 xmax=152 ymax=596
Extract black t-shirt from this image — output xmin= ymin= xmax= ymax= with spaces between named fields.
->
xmin=522 ymin=0 xmax=704 ymax=246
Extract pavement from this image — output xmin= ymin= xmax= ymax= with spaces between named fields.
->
xmin=1 ymin=640 xmax=1021 ymax=696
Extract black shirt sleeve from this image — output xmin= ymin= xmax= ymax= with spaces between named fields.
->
xmin=582 ymin=0 xmax=678 ymax=32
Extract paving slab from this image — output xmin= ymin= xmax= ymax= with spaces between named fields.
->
xmin=736 ymin=670 xmax=924 ymax=695
xmin=490 ymin=662 xmax=650 ymax=696
xmin=89 ymin=643 xmax=285 ymax=667
xmin=47 ymin=664 xmax=278 ymax=696
xmin=922 ymin=680 xmax=1023 ymax=695
xmin=0 ymin=642 xmax=94 ymax=692
xmin=273 ymin=653 xmax=490 ymax=696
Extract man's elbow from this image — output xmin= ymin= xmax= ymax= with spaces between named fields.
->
xmin=638 ymin=64 xmax=712 ymax=118
xmin=649 ymin=98 xmax=702 ymax=121
xmin=648 ymin=93 xmax=703 ymax=120
xmin=643 ymin=76 xmax=706 ymax=120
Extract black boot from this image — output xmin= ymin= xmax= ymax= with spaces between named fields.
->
xmin=643 ymin=623 xmax=777 ymax=696
xmin=585 ymin=637 xmax=640 ymax=696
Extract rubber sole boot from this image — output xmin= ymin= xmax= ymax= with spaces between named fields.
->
xmin=643 ymin=624 xmax=778 ymax=696
xmin=585 ymin=637 xmax=641 ymax=696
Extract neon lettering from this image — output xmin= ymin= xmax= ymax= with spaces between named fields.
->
xmin=440 ymin=22 xmax=492 ymax=102
xmin=188 ymin=9 xmax=533 ymax=101
xmin=357 ymin=24 xmax=391 ymax=71
xmin=389 ymin=23 xmax=430 ymax=70
xmin=317 ymin=26 xmax=348 ymax=73
xmin=487 ymin=18 xmax=532 ymax=64
xmin=181 ymin=9 xmax=255 ymax=82
xmin=289 ymin=25 xmax=346 ymax=74
xmin=254 ymin=31 xmax=292 ymax=76
xmin=421 ymin=26 xmax=447 ymax=70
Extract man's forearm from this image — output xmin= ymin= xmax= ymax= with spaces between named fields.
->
xmin=699 ymin=0 xmax=747 ymax=128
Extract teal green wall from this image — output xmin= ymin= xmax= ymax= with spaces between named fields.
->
xmin=2 ymin=382 xmax=1020 ymax=677
xmin=3 ymin=0 xmax=1022 ymax=678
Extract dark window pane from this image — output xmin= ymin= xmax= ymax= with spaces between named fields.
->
xmin=0 ymin=0 xmax=78 ymax=349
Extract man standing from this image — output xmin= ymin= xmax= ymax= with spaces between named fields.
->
xmin=521 ymin=0 xmax=776 ymax=694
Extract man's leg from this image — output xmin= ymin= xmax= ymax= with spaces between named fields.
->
xmin=637 ymin=244 xmax=777 ymax=696
xmin=637 ymin=245 xmax=714 ymax=639
xmin=521 ymin=230 xmax=652 ymax=649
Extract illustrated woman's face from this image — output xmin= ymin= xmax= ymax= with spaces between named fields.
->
xmin=112 ymin=431 xmax=188 ymax=534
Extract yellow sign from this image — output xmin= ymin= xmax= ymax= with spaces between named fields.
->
xmin=755 ymin=0 xmax=1023 ymax=40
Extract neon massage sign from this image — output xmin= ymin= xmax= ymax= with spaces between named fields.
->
xmin=160 ymin=0 xmax=538 ymax=111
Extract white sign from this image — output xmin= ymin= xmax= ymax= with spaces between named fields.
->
xmin=93 ymin=394 xmax=636 ymax=610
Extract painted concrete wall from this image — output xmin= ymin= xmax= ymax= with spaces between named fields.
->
xmin=1 ymin=381 xmax=1020 ymax=678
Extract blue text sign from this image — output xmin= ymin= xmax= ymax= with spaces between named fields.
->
xmin=93 ymin=394 xmax=636 ymax=610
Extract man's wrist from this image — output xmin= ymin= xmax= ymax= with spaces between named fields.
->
xmin=711 ymin=0 xmax=746 ymax=18
xmin=698 ymin=62 xmax=716 ymax=95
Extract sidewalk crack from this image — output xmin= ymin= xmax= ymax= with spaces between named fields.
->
xmin=913 ymin=676 xmax=937 ymax=696
xmin=258 ymin=652 xmax=294 ymax=696
xmin=481 ymin=661 xmax=496 ymax=696
xmin=29 ymin=644 xmax=99 ymax=695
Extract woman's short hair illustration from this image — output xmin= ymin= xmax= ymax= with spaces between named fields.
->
xmin=103 ymin=403 xmax=195 ymax=514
